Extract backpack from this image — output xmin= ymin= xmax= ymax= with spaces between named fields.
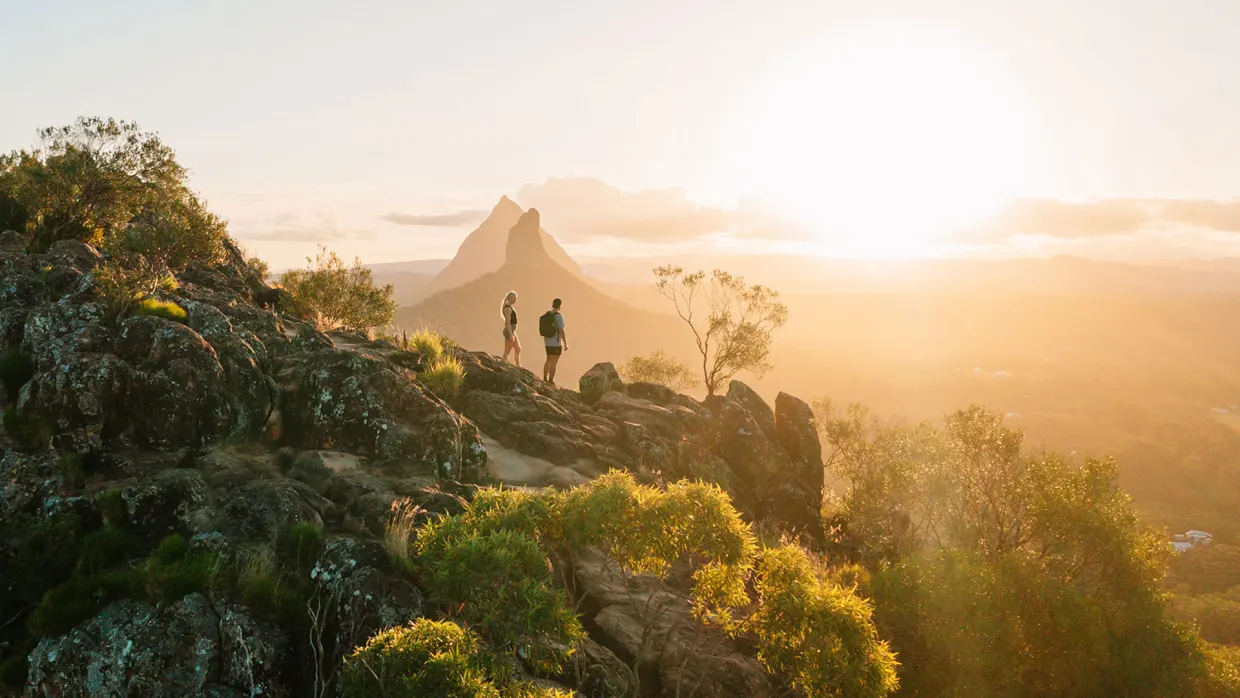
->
xmin=539 ymin=311 xmax=559 ymax=338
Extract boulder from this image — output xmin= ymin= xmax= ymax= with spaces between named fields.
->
xmin=222 ymin=478 xmax=330 ymax=543
xmin=310 ymin=538 xmax=425 ymax=669
xmin=26 ymin=594 xmax=291 ymax=697
xmin=775 ymin=391 xmax=824 ymax=495
xmin=276 ymin=349 xmax=485 ymax=480
xmin=573 ymin=550 xmax=776 ymax=698
xmin=123 ymin=468 xmax=211 ymax=539
xmin=579 ymin=362 xmax=624 ymax=405
xmin=726 ymin=381 xmax=776 ymax=442
xmin=569 ymin=637 xmax=635 ymax=698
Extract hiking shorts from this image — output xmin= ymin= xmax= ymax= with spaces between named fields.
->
xmin=545 ymin=345 xmax=562 ymax=356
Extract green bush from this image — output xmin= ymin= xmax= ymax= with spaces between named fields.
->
xmin=0 ymin=117 xmax=229 ymax=265
xmin=27 ymin=567 xmax=144 ymax=637
xmin=415 ymin=525 xmax=583 ymax=674
xmin=2 ymin=407 xmax=51 ymax=451
xmin=422 ymin=356 xmax=465 ymax=400
xmin=277 ymin=522 xmax=324 ymax=574
xmin=96 ymin=487 xmax=127 ymax=528
xmin=92 ymin=257 xmax=178 ymax=324
xmin=143 ymin=534 xmax=221 ymax=602
xmin=279 ymin=246 xmax=395 ymax=331
xmin=133 ymin=297 xmax=188 ymax=323
xmin=750 ymin=545 xmax=899 ymax=698
xmin=341 ymin=619 xmax=500 ymax=698
xmin=408 ymin=329 xmax=445 ymax=363
xmin=76 ymin=527 xmax=143 ymax=575
xmin=0 ymin=350 xmax=35 ymax=403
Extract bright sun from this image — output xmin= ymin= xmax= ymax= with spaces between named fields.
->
xmin=721 ymin=26 xmax=1044 ymax=258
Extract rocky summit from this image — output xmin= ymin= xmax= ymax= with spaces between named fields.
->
xmin=0 ymin=233 xmax=825 ymax=697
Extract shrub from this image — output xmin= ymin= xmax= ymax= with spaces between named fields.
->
xmin=144 ymin=534 xmax=221 ymax=602
xmin=341 ymin=619 xmax=501 ymax=698
xmin=96 ymin=487 xmax=127 ymax=528
xmin=404 ymin=328 xmax=445 ymax=363
xmin=76 ymin=527 xmax=143 ymax=575
xmin=386 ymin=498 xmax=423 ymax=569
xmin=619 ymin=350 xmax=697 ymax=391
xmin=2 ymin=407 xmax=51 ymax=451
xmin=92 ymin=256 xmax=178 ymax=324
xmin=750 ymin=545 xmax=899 ymax=698
xmin=277 ymin=522 xmax=324 ymax=574
xmin=27 ymin=567 xmax=144 ymax=637
xmin=0 ymin=350 xmax=35 ymax=403
xmin=422 ymin=356 xmax=465 ymax=400
xmin=0 ymin=117 xmax=229 ymax=265
xmin=133 ymin=297 xmax=188 ymax=323
xmin=279 ymin=245 xmax=396 ymax=331
xmin=415 ymin=525 xmax=583 ymax=674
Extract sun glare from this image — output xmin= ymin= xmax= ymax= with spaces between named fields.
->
xmin=721 ymin=26 xmax=1044 ymax=258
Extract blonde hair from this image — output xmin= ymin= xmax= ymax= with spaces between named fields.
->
xmin=501 ymin=291 xmax=517 ymax=320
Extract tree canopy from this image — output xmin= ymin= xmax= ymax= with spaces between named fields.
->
xmin=653 ymin=266 xmax=788 ymax=396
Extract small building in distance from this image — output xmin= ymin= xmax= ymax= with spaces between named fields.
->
xmin=1171 ymin=530 xmax=1213 ymax=553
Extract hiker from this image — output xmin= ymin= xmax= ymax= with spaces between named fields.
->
xmin=501 ymin=290 xmax=520 ymax=367
xmin=539 ymin=298 xmax=567 ymax=384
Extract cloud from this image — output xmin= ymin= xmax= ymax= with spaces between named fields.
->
xmin=961 ymin=199 xmax=1152 ymax=242
xmin=237 ymin=211 xmax=377 ymax=242
xmin=516 ymin=176 xmax=806 ymax=243
xmin=380 ymin=209 xmax=490 ymax=227
xmin=959 ymin=198 xmax=1240 ymax=243
xmin=1151 ymin=199 xmax=1240 ymax=232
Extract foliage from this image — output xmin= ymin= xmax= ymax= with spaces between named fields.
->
xmin=96 ymin=487 xmax=127 ymax=528
xmin=422 ymin=355 xmax=465 ymax=400
xmin=341 ymin=619 xmax=501 ymax=698
xmin=27 ymin=567 xmax=145 ymax=637
xmin=133 ymin=297 xmax=188 ymax=323
xmin=416 ymin=520 xmax=583 ymax=674
xmin=92 ymin=255 xmax=178 ymax=324
xmin=0 ymin=512 xmax=86 ymax=654
xmin=819 ymin=401 xmax=1219 ymax=696
xmin=750 ymin=545 xmax=900 ymax=698
xmin=386 ymin=498 xmax=423 ymax=570
xmin=1170 ymin=545 xmax=1240 ymax=595
xmin=619 ymin=349 xmax=697 ymax=391
xmin=2 ymin=406 xmax=52 ymax=451
xmin=76 ymin=527 xmax=143 ymax=575
xmin=0 ymin=117 xmax=229 ymax=265
xmin=653 ymin=265 xmax=788 ymax=396
xmin=406 ymin=328 xmax=445 ymax=363
xmin=280 ymin=245 xmax=396 ymax=331
xmin=410 ymin=475 xmax=898 ymax=696
xmin=277 ymin=522 xmax=325 ymax=574
xmin=0 ymin=350 xmax=35 ymax=403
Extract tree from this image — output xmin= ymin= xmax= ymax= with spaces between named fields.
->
xmin=0 ymin=117 xmax=228 ymax=266
xmin=619 ymin=350 xmax=697 ymax=390
xmin=817 ymin=402 xmax=1221 ymax=696
xmin=653 ymin=266 xmax=788 ymax=397
xmin=280 ymin=246 xmax=396 ymax=332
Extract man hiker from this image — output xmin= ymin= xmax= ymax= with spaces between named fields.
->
xmin=539 ymin=298 xmax=567 ymax=384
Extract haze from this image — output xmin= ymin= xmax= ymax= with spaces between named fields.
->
xmin=5 ymin=0 xmax=1240 ymax=267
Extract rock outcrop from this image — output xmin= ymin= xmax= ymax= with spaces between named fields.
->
xmin=0 ymin=234 xmax=828 ymax=696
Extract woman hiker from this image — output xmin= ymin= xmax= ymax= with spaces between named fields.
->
xmin=501 ymin=290 xmax=521 ymax=367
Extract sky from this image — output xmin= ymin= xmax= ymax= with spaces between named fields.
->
xmin=4 ymin=0 xmax=1240 ymax=268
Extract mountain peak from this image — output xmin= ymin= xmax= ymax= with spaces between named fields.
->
xmin=492 ymin=195 xmax=522 ymax=219
xmin=504 ymin=208 xmax=553 ymax=268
